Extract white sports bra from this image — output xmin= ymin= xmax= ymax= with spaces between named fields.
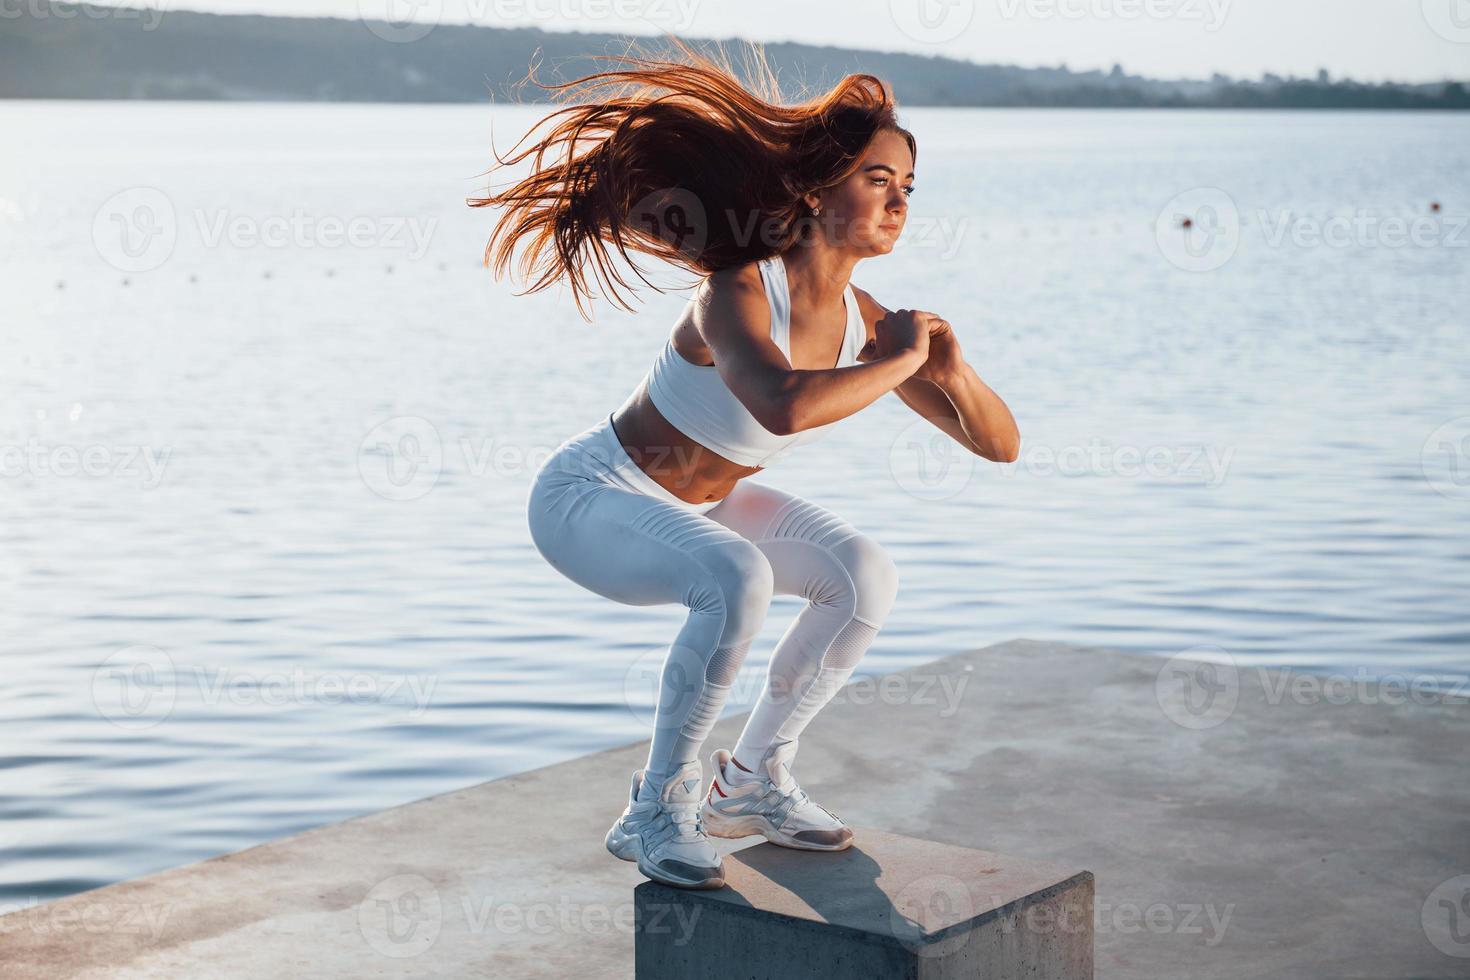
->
xmin=643 ymin=254 xmax=866 ymax=468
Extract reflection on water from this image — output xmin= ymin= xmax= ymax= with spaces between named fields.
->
xmin=1 ymin=102 xmax=1466 ymax=907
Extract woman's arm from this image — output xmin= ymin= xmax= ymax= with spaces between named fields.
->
xmin=699 ymin=267 xmax=927 ymax=436
xmin=855 ymin=286 xmax=1020 ymax=463
xmin=920 ymin=367 xmax=1021 ymax=463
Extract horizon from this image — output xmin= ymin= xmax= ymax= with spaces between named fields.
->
xmin=60 ymin=0 xmax=1470 ymax=85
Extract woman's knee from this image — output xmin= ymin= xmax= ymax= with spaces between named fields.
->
xmin=830 ymin=533 xmax=900 ymax=627
xmin=690 ymin=540 xmax=775 ymax=643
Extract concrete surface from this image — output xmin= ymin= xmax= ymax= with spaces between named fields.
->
xmin=0 ymin=639 xmax=1466 ymax=978
xmin=633 ymin=827 xmax=1094 ymax=979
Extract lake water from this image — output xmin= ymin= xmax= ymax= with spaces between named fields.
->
xmin=1 ymin=102 xmax=1466 ymax=909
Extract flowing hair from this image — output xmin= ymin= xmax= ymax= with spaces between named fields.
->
xmin=466 ymin=35 xmax=915 ymax=321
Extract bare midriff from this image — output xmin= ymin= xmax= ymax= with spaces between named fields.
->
xmin=609 ymin=379 xmax=762 ymax=506
xmin=608 ymin=300 xmax=766 ymax=505
xmin=609 ymin=264 xmax=862 ymax=506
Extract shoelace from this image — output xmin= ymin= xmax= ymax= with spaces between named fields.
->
xmin=638 ymin=797 xmax=705 ymax=849
xmin=731 ymin=769 xmax=811 ymax=813
xmin=666 ymin=798 xmax=704 ymax=839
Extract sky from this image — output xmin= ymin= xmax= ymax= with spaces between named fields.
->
xmin=92 ymin=0 xmax=1470 ymax=83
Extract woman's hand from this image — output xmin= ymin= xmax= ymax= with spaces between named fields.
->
xmin=909 ymin=315 xmax=963 ymax=385
xmin=862 ymin=309 xmax=959 ymax=383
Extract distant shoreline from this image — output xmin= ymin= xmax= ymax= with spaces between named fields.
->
xmin=5 ymin=97 xmax=1469 ymax=113
xmin=5 ymin=2 xmax=1467 ymax=110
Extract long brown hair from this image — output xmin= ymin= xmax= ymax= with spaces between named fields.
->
xmin=467 ymin=35 xmax=916 ymax=321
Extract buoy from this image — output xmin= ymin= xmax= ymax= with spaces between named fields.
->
xmin=56 ymin=281 xmax=64 ymax=290
xmin=263 ymin=270 xmax=273 ymax=279
xmin=1182 ymin=217 xmax=1194 ymax=229
xmin=326 ymin=268 xmax=335 ymax=278
xmin=1431 ymin=202 xmax=1442 ymax=213
xmin=122 ymin=278 xmax=131 ymax=287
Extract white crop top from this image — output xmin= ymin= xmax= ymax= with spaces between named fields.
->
xmin=643 ymin=255 xmax=866 ymax=468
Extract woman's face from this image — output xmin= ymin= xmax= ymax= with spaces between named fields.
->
xmin=809 ymin=129 xmax=914 ymax=255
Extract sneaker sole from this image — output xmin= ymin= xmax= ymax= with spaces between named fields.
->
xmin=700 ymin=806 xmax=854 ymax=852
xmin=604 ymin=820 xmax=726 ymax=889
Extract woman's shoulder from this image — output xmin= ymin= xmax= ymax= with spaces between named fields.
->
xmin=702 ymin=257 xmax=769 ymax=295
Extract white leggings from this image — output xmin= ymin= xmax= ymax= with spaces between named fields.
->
xmin=526 ymin=412 xmax=899 ymax=795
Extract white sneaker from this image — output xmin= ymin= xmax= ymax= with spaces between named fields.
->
xmin=604 ymin=758 xmax=725 ymax=889
xmin=699 ymin=738 xmax=854 ymax=851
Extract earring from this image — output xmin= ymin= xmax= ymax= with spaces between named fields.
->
xmin=810 ymin=206 xmax=820 ymax=216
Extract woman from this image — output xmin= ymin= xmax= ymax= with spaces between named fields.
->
xmin=470 ymin=39 xmax=1019 ymax=890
